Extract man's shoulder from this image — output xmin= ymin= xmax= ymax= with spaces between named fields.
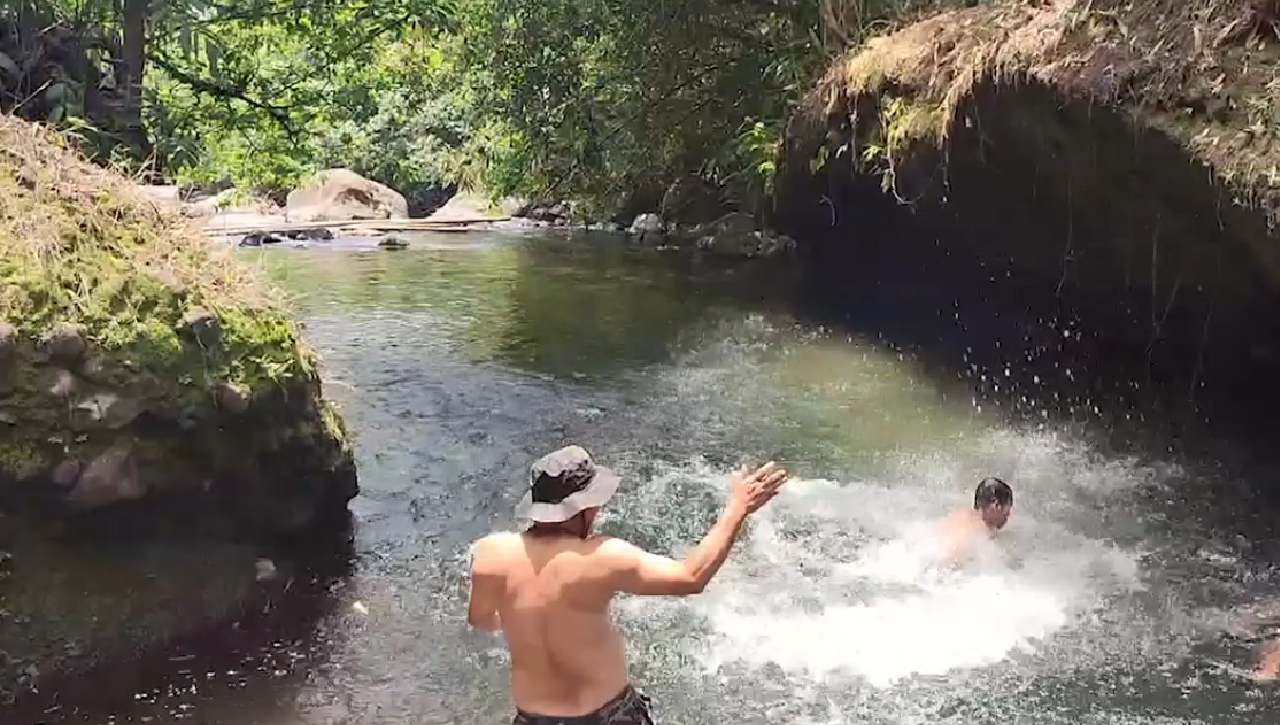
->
xmin=585 ymin=535 xmax=646 ymax=563
xmin=470 ymin=531 xmax=522 ymax=561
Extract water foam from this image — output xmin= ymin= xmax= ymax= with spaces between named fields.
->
xmin=614 ymin=430 xmax=1152 ymax=691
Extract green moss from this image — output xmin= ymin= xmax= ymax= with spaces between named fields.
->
xmin=0 ymin=437 xmax=52 ymax=480
xmin=0 ymin=114 xmax=356 ymax=498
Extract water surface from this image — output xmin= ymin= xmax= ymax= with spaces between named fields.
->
xmin=26 ymin=230 xmax=1280 ymax=724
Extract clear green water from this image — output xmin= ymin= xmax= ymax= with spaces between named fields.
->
xmin=25 ymin=230 xmax=1280 ymax=723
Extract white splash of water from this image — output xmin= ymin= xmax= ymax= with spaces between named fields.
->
xmin=616 ymin=430 xmax=1153 ymax=690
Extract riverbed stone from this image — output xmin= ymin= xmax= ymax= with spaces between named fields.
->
xmin=629 ymin=213 xmax=665 ymax=239
xmin=41 ymin=323 xmax=85 ymax=362
xmin=50 ymin=458 xmax=81 ymax=487
xmin=0 ymin=320 xmax=16 ymax=363
xmin=67 ymin=441 xmax=142 ymax=508
xmin=214 ymin=381 xmax=250 ymax=414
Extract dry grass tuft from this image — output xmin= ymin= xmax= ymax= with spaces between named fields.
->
xmin=0 ymin=113 xmax=281 ymax=317
xmin=798 ymin=0 xmax=1280 ymax=205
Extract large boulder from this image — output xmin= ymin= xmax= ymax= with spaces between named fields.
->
xmin=285 ymin=168 xmax=409 ymax=223
xmin=0 ymin=114 xmax=359 ymax=701
xmin=0 ymin=114 xmax=357 ymax=537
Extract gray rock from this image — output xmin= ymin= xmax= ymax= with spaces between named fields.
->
xmin=254 ymin=558 xmax=278 ymax=582
xmin=690 ymin=212 xmax=797 ymax=259
xmin=285 ymin=169 xmax=409 ymax=223
xmin=240 ymin=230 xmax=285 ymax=247
xmin=183 ymin=307 xmax=221 ymax=347
xmin=284 ymin=227 xmax=334 ymax=241
xmin=76 ymin=392 xmax=144 ymax=429
xmin=51 ymin=458 xmax=81 ymax=486
xmin=80 ymin=354 xmax=105 ymax=381
xmin=628 ymin=213 xmax=665 ymax=240
xmin=214 ymin=381 xmax=250 ymax=414
xmin=0 ymin=320 xmax=15 ymax=362
xmin=67 ymin=442 xmax=143 ymax=508
xmin=41 ymin=323 xmax=85 ymax=362
xmin=691 ymin=211 xmax=756 ymax=238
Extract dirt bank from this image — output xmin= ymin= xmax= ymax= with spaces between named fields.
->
xmin=776 ymin=0 xmax=1280 ymax=448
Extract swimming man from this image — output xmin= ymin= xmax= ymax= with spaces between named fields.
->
xmin=467 ymin=445 xmax=790 ymax=724
xmin=937 ymin=477 xmax=1014 ymax=565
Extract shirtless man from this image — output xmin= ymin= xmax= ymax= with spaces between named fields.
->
xmin=937 ymin=477 xmax=1014 ymax=566
xmin=1228 ymin=599 xmax=1280 ymax=683
xmin=467 ymin=445 xmax=789 ymax=724
xmin=1254 ymin=638 xmax=1280 ymax=682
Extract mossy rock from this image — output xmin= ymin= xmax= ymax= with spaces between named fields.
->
xmin=0 ymin=114 xmax=358 ymax=540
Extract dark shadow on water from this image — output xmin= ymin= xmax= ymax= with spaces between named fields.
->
xmin=6 ymin=522 xmax=356 ymax=725
xmin=777 ymin=78 xmax=1280 ymax=493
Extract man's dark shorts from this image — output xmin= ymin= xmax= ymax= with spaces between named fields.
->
xmin=513 ymin=686 xmax=656 ymax=725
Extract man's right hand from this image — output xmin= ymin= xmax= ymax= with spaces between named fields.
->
xmin=729 ymin=461 xmax=790 ymax=515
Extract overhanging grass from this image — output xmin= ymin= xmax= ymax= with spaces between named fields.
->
xmin=798 ymin=1 xmax=1280 ymax=200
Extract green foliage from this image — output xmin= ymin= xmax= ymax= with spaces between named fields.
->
xmin=449 ymin=0 xmax=987 ymax=213
xmin=2 ymin=0 xmax=988 ymax=215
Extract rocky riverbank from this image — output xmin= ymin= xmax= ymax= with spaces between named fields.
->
xmin=0 ymin=114 xmax=358 ymax=700
xmin=158 ymin=169 xmax=796 ymax=260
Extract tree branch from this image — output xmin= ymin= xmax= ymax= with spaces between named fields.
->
xmin=150 ymin=54 xmax=298 ymax=139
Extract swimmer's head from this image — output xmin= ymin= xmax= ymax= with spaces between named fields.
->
xmin=973 ymin=477 xmax=1013 ymax=531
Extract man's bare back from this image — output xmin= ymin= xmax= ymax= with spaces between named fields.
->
xmin=468 ymin=445 xmax=789 ymax=723
xmin=469 ymin=531 xmax=631 ymax=715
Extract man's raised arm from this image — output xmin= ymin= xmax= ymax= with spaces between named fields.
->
xmin=601 ymin=461 xmax=789 ymax=596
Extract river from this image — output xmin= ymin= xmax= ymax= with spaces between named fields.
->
xmin=17 ymin=230 xmax=1280 ymax=724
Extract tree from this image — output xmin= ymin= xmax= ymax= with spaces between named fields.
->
xmin=0 ymin=0 xmax=452 ymax=172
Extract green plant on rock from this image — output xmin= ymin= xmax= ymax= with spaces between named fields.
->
xmin=0 ymin=114 xmax=352 ymax=515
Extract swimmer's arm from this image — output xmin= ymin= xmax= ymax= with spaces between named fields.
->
xmin=466 ymin=538 xmax=503 ymax=633
xmin=599 ymin=502 xmax=749 ymax=596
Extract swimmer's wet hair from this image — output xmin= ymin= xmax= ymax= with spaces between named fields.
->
xmin=974 ymin=477 xmax=1013 ymax=508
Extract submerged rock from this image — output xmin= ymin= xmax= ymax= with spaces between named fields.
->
xmin=239 ymin=230 xmax=285 ymax=247
xmin=628 ymin=213 xmax=665 ymax=241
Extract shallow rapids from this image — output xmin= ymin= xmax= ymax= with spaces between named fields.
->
xmin=19 ymin=231 xmax=1280 ymax=724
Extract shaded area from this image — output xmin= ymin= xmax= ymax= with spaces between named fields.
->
xmin=776 ymin=4 xmax=1280 ymax=465
xmin=4 ymin=521 xmax=356 ymax=723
